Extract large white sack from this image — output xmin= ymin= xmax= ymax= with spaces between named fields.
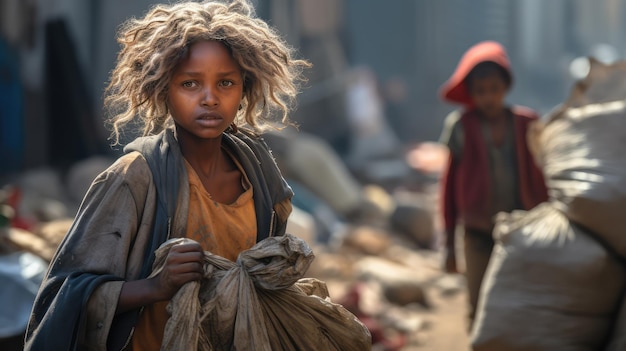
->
xmin=605 ymin=294 xmax=626 ymax=351
xmin=471 ymin=203 xmax=625 ymax=351
xmin=531 ymin=58 xmax=626 ymax=258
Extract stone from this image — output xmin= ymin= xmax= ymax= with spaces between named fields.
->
xmin=354 ymin=257 xmax=430 ymax=307
xmin=340 ymin=226 xmax=391 ymax=256
xmin=389 ymin=202 xmax=435 ymax=249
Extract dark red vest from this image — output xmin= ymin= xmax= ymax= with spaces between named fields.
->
xmin=442 ymin=107 xmax=548 ymax=232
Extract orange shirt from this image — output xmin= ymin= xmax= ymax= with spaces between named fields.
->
xmin=131 ymin=153 xmax=256 ymax=350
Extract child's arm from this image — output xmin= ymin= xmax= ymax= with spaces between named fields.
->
xmin=442 ymin=153 xmax=459 ymax=273
xmin=439 ymin=111 xmax=462 ymax=273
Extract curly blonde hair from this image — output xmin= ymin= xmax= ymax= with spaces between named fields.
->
xmin=105 ymin=0 xmax=310 ymax=144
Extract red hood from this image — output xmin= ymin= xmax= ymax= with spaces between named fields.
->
xmin=439 ymin=41 xmax=513 ymax=106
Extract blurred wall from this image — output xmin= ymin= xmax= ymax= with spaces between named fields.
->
xmin=3 ymin=0 xmax=626 ymax=174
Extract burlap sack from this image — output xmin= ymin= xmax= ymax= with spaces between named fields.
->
xmin=149 ymin=234 xmax=371 ymax=351
xmin=530 ymin=58 xmax=626 ymax=258
xmin=471 ymin=203 xmax=625 ymax=351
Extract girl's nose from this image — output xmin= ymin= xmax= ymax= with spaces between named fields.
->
xmin=201 ymin=87 xmax=218 ymax=107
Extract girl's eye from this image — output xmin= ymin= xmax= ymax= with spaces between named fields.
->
xmin=182 ymin=81 xmax=197 ymax=88
xmin=219 ymin=80 xmax=234 ymax=87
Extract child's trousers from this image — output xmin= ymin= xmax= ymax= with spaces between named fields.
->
xmin=463 ymin=228 xmax=494 ymax=329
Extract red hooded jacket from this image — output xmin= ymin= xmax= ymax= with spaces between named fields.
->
xmin=439 ymin=41 xmax=548 ymax=233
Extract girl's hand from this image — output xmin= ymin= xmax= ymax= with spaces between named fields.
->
xmin=151 ymin=242 xmax=205 ymax=300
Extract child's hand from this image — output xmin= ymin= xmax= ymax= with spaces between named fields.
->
xmin=152 ymin=242 xmax=205 ymax=300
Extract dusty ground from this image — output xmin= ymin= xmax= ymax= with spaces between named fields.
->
xmin=408 ymin=232 xmax=471 ymax=351
xmin=318 ymin=245 xmax=472 ymax=351
xmin=411 ymin=278 xmax=470 ymax=351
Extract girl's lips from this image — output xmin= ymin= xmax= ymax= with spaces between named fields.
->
xmin=197 ymin=111 xmax=221 ymax=119
xmin=196 ymin=113 xmax=223 ymax=127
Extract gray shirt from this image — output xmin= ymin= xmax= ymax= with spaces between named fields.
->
xmin=440 ymin=110 xmax=520 ymax=217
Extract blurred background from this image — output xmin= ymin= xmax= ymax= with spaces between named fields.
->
xmin=1 ymin=0 xmax=626 ymax=350
xmin=2 ymin=0 xmax=625 ymax=174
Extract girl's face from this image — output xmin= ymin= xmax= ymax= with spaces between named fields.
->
xmin=468 ymin=74 xmax=508 ymax=119
xmin=167 ymin=40 xmax=244 ymax=140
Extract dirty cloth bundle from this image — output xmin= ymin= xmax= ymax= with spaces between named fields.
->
xmin=148 ymin=234 xmax=371 ymax=351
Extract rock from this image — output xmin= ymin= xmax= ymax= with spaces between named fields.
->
xmin=0 ymin=218 xmax=71 ymax=262
xmin=286 ymin=205 xmax=317 ymax=247
xmin=17 ymin=169 xmax=65 ymax=201
xmin=363 ymin=184 xmax=396 ymax=216
xmin=433 ymin=274 xmax=465 ymax=296
xmin=383 ymin=281 xmax=429 ymax=307
xmin=32 ymin=199 xmax=68 ymax=222
xmin=66 ymin=156 xmax=115 ymax=204
xmin=382 ymin=305 xmax=429 ymax=333
xmin=382 ymin=245 xmax=443 ymax=282
xmin=35 ymin=218 xmax=72 ymax=251
xmin=17 ymin=196 xmax=68 ymax=223
xmin=305 ymin=250 xmax=355 ymax=280
xmin=340 ymin=226 xmax=391 ymax=256
xmin=4 ymin=227 xmax=56 ymax=262
xmin=389 ymin=202 xmax=435 ymax=249
xmin=337 ymin=280 xmax=386 ymax=317
xmin=14 ymin=169 xmax=68 ymax=223
xmin=354 ymin=257 xmax=430 ymax=307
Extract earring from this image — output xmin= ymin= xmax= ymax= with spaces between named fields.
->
xmin=238 ymin=104 xmax=243 ymax=111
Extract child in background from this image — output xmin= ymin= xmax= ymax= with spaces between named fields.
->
xmin=438 ymin=41 xmax=547 ymax=326
xmin=25 ymin=1 xmax=309 ymax=349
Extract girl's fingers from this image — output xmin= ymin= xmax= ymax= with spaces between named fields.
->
xmin=175 ymin=271 xmax=203 ymax=283
xmin=171 ymin=243 xmax=204 ymax=254
xmin=174 ymin=261 xmax=204 ymax=274
xmin=167 ymin=245 xmax=204 ymax=264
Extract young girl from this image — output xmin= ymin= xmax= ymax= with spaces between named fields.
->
xmin=438 ymin=41 xmax=548 ymax=326
xmin=24 ymin=1 xmax=309 ymax=349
